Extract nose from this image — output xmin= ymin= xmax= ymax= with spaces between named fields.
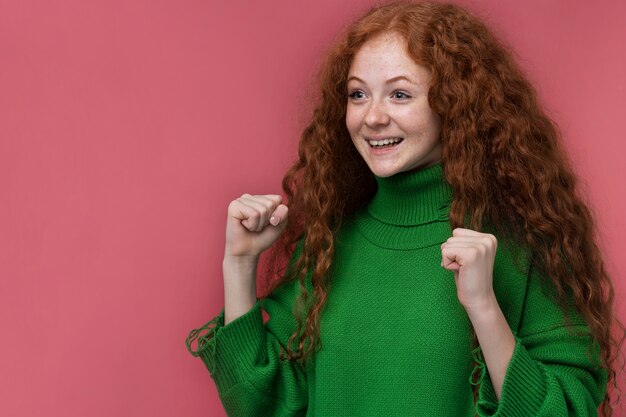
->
xmin=364 ymin=99 xmax=390 ymax=127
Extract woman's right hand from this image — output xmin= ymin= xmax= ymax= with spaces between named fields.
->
xmin=225 ymin=193 xmax=289 ymax=259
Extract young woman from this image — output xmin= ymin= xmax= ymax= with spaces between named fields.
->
xmin=186 ymin=1 xmax=624 ymax=416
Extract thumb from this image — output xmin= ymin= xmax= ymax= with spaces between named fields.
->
xmin=269 ymin=204 xmax=288 ymax=227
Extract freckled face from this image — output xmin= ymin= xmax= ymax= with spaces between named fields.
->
xmin=346 ymin=32 xmax=442 ymax=177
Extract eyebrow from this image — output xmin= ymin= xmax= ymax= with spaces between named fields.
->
xmin=347 ymin=75 xmax=417 ymax=85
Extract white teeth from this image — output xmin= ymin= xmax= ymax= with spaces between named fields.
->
xmin=368 ymin=138 xmax=402 ymax=146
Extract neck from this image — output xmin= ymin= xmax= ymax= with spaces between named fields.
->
xmin=367 ymin=162 xmax=453 ymax=226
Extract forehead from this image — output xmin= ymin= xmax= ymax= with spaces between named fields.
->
xmin=348 ymin=32 xmax=430 ymax=83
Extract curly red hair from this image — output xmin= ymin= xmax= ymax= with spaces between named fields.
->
xmin=258 ymin=1 xmax=625 ymax=415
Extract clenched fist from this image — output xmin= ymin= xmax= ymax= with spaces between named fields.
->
xmin=224 ymin=193 xmax=289 ymax=258
xmin=440 ymin=227 xmax=498 ymax=313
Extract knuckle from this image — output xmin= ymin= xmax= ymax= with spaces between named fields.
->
xmin=264 ymin=199 xmax=273 ymax=208
xmin=483 ymin=235 xmax=496 ymax=251
xmin=228 ymin=200 xmax=239 ymax=210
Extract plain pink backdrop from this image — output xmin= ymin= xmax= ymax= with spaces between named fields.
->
xmin=1 ymin=1 xmax=624 ymax=416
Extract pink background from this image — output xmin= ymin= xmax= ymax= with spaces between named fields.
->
xmin=1 ymin=0 xmax=624 ymax=416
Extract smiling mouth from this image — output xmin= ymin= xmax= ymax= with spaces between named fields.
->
xmin=367 ymin=138 xmax=404 ymax=148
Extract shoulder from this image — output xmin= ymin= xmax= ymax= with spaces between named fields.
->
xmin=487 ymin=226 xmax=587 ymax=336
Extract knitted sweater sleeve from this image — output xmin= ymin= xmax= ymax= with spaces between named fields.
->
xmin=474 ymin=258 xmax=608 ymax=417
xmin=184 ymin=241 xmax=309 ymax=417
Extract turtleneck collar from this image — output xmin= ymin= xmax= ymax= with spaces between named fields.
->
xmin=367 ymin=162 xmax=453 ymax=226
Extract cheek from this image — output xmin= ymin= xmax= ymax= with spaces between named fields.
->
xmin=345 ymin=106 xmax=360 ymax=134
xmin=427 ymin=111 xmax=442 ymax=136
xmin=401 ymin=106 xmax=440 ymax=135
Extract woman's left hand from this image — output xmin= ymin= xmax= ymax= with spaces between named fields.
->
xmin=440 ymin=227 xmax=498 ymax=313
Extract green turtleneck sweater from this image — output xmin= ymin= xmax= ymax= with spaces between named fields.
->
xmin=185 ymin=162 xmax=607 ymax=417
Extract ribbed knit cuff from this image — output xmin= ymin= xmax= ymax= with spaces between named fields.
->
xmin=185 ymin=299 xmax=266 ymax=394
xmin=476 ymin=335 xmax=547 ymax=416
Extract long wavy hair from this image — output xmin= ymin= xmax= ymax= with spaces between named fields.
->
xmin=258 ymin=1 xmax=624 ymax=415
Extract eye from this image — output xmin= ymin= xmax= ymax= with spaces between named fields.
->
xmin=348 ymin=90 xmax=365 ymax=100
xmin=392 ymin=91 xmax=411 ymax=100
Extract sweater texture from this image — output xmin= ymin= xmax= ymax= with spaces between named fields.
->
xmin=185 ymin=162 xmax=607 ymax=417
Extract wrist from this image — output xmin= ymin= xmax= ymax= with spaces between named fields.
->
xmin=223 ymin=255 xmax=258 ymax=280
xmin=223 ymin=253 xmax=259 ymax=268
xmin=463 ymin=292 xmax=500 ymax=319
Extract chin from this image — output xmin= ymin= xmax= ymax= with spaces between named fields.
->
xmin=368 ymin=164 xmax=402 ymax=178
